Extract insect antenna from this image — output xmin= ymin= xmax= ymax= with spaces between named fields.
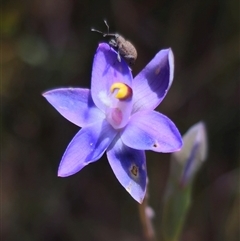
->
xmin=91 ymin=20 xmax=116 ymax=38
xmin=91 ymin=28 xmax=104 ymax=35
xmin=103 ymin=20 xmax=109 ymax=34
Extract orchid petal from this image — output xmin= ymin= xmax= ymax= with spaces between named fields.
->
xmin=91 ymin=43 xmax=133 ymax=112
xmin=121 ymin=110 xmax=182 ymax=152
xmin=107 ymin=136 xmax=147 ymax=203
xmin=132 ymin=49 xmax=174 ymax=112
xmin=43 ymin=88 xmax=105 ymax=127
xmin=58 ymin=120 xmax=117 ymax=177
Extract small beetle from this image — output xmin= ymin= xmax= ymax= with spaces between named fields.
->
xmin=91 ymin=20 xmax=137 ymax=66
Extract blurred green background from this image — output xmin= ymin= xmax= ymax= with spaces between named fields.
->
xmin=2 ymin=0 xmax=239 ymax=240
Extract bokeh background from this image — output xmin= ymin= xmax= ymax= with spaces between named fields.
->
xmin=2 ymin=0 xmax=239 ymax=240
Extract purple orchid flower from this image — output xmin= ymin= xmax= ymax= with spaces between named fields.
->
xmin=43 ymin=43 xmax=182 ymax=203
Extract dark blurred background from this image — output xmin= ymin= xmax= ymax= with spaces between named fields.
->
xmin=2 ymin=0 xmax=239 ymax=240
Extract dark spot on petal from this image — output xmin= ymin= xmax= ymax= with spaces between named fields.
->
xmin=130 ymin=164 xmax=138 ymax=177
xmin=153 ymin=143 xmax=158 ymax=147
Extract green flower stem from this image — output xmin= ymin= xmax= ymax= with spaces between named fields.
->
xmin=138 ymin=185 xmax=156 ymax=241
xmin=161 ymin=181 xmax=192 ymax=241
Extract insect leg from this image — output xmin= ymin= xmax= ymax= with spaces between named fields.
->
xmin=109 ymin=39 xmax=117 ymax=47
xmin=117 ymin=52 xmax=121 ymax=62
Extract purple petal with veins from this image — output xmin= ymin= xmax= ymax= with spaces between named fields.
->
xmin=91 ymin=43 xmax=133 ymax=113
xmin=132 ymin=49 xmax=174 ymax=113
xmin=58 ymin=120 xmax=117 ymax=177
xmin=43 ymin=88 xmax=104 ymax=127
xmin=107 ymin=136 xmax=147 ymax=203
xmin=121 ymin=110 xmax=182 ymax=152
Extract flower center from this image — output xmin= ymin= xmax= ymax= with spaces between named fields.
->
xmin=105 ymin=82 xmax=133 ymax=129
xmin=110 ymin=83 xmax=132 ymax=100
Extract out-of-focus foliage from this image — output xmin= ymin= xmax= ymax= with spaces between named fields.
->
xmin=161 ymin=122 xmax=208 ymax=241
xmin=2 ymin=0 xmax=239 ymax=241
